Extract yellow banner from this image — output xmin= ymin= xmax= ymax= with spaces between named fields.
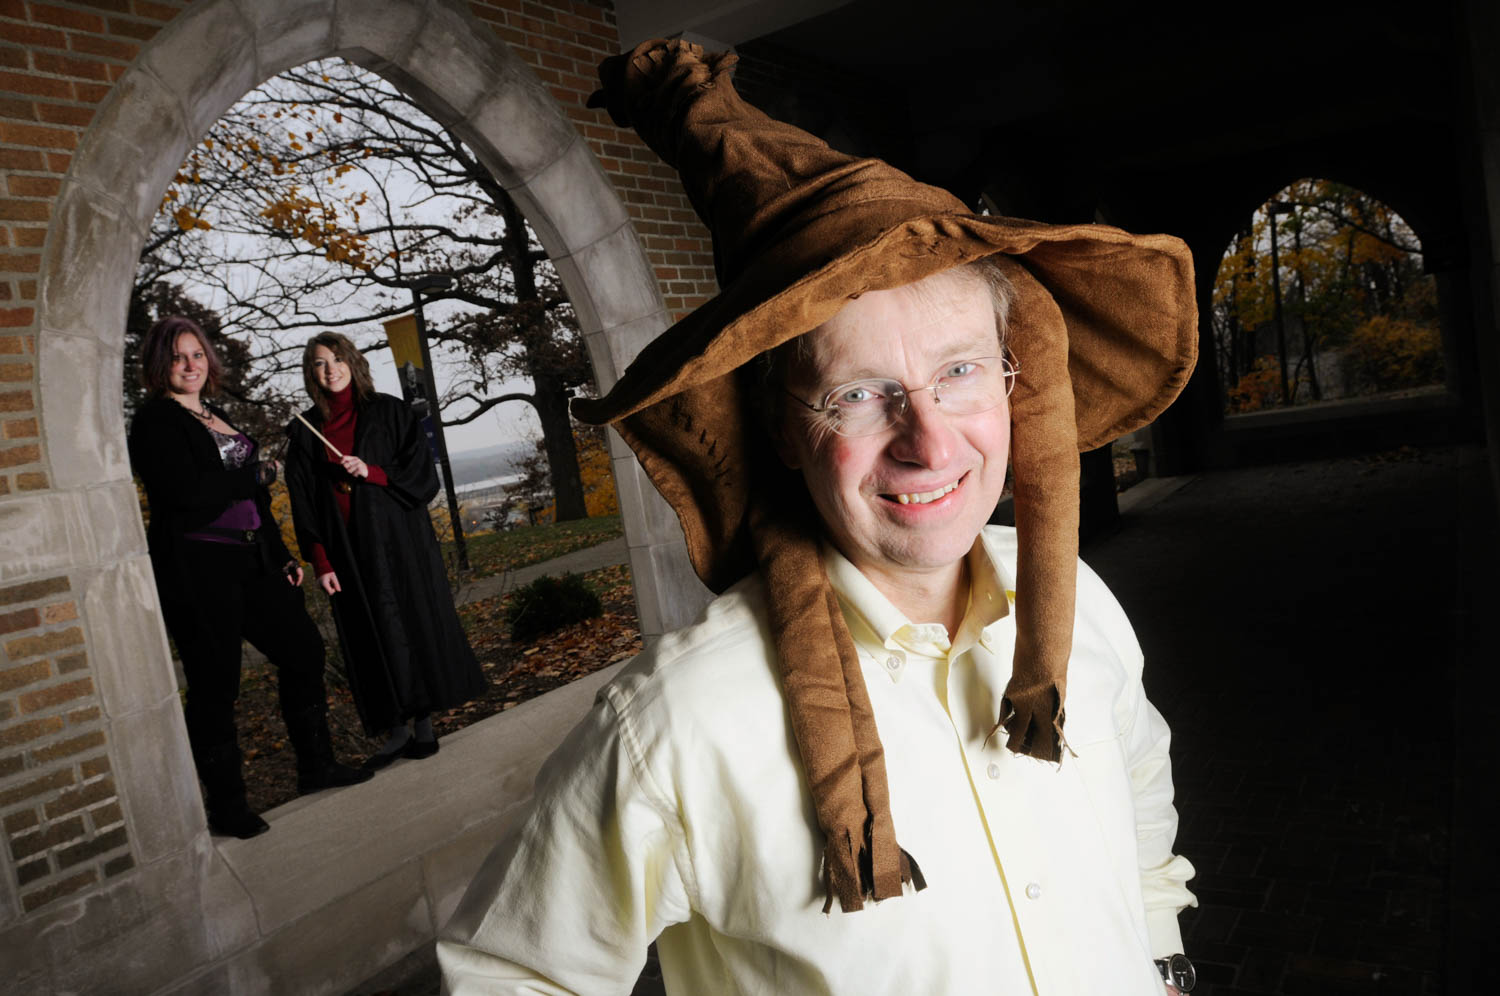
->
xmin=383 ymin=314 xmax=423 ymax=370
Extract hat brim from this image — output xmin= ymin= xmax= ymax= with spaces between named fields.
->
xmin=573 ymin=211 xmax=1197 ymax=453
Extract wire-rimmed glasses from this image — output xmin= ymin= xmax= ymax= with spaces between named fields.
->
xmin=783 ymin=354 xmax=1019 ymax=438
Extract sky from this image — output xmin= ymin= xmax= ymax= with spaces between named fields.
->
xmin=156 ymin=59 xmax=556 ymax=457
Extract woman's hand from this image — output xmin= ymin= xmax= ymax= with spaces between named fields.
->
xmin=282 ymin=560 xmax=304 ymax=587
xmin=340 ymin=455 xmax=369 ymax=479
xmin=318 ymin=571 xmax=342 ymax=595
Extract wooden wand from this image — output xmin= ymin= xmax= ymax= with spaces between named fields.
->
xmin=293 ymin=412 xmax=345 ymax=459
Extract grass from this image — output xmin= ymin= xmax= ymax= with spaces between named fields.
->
xmin=438 ymin=514 xmax=624 ymax=582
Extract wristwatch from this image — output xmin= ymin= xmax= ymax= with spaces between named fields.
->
xmin=1155 ymin=954 xmax=1196 ymax=992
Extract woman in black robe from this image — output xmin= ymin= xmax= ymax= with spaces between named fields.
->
xmin=129 ymin=316 xmax=370 ymax=839
xmin=285 ymin=331 xmax=484 ymax=768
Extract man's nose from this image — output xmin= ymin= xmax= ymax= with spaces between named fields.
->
xmin=889 ymin=389 xmax=954 ymax=467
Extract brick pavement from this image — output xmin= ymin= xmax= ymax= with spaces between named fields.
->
xmin=1085 ymin=445 xmax=1488 ymax=996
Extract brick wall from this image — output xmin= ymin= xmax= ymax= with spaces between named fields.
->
xmin=0 ymin=0 xmax=720 ymax=918
xmin=468 ymin=0 xmax=719 ymax=321
xmin=0 ymin=1 xmax=187 ymax=499
xmin=0 ymin=574 xmax=128 ymax=913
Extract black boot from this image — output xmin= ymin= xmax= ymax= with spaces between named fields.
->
xmin=286 ymin=708 xmax=374 ymax=794
xmin=198 ymin=743 xmax=269 ymax=839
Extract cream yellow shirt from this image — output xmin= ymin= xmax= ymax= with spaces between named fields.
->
xmin=440 ymin=526 xmax=1196 ymax=995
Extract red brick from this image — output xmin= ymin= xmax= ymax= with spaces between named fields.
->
xmin=32 ymin=729 xmax=104 ymax=763
xmin=55 ymin=824 xmax=127 ymax=868
xmin=71 ymin=0 xmax=131 ymax=14
xmin=0 ymin=765 xmax=73 ymax=806
xmin=16 ymin=856 xmax=50 ymax=886
xmin=0 ymin=476 xmax=11 ymax=496
xmin=0 ymin=147 xmax=44 ymax=170
xmin=105 ymin=17 xmax=157 ymax=40
xmin=55 ymin=652 xmax=87 ymax=674
xmin=0 ymin=606 xmax=39 ymax=636
xmin=3 ymin=625 xmax=82 ymax=659
xmin=4 ymin=171 xmax=59 ymax=197
xmin=78 ymin=753 xmax=109 ymax=779
xmin=18 ymin=675 xmax=93 ymax=713
xmin=16 ymin=470 xmax=46 ymax=490
xmin=31 ymin=4 xmax=107 ymax=32
xmin=3 ymin=415 xmax=37 ymax=435
xmin=0 ymin=306 xmax=35 ymax=326
xmin=0 ymin=750 xmax=21 ymax=777
xmin=0 ymin=662 xmax=49 ymax=695
xmin=0 ymin=70 xmax=71 ymax=100
xmin=43 ymin=774 xmax=114 ymax=819
xmin=12 ymin=228 xmax=46 ymax=247
xmin=0 ymin=440 xmax=40 ymax=465
xmin=9 ymin=814 xmax=85 ymax=859
xmin=0 ymin=120 xmax=77 ymax=149
xmin=0 ymin=25 xmax=68 ymax=51
xmin=72 ymin=81 xmax=107 ymax=102
xmin=0 ymin=576 xmax=68 ymax=606
xmin=0 ymin=699 xmax=13 ymax=721
xmin=103 ymin=852 xmax=133 ymax=877
xmin=36 ymin=102 xmax=92 ymax=127
xmin=68 ymin=34 xmax=137 ymax=61
xmin=89 ymin=799 xmax=122 ymax=829
xmin=16 ymin=279 xmax=31 ymax=300
xmin=40 ymin=601 xmax=75 ymax=623
xmin=134 ymin=2 xmax=180 ymax=21
xmin=0 ymin=200 xmax=49 ymax=223
xmin=20 ymin=867 xmax=96 ymax=912
xmin=30 ymin=51 xmax=111 ymax=80
xmin=0 ymin=95 xmax=34 ymax=119
xmin=0 ymin=46 xmax=24 ymax=69
xmin=3 ymin=807 xmax=39 ymax=834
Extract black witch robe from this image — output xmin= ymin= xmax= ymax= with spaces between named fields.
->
xmin=285 ymin=392 xmax=484 ymax=735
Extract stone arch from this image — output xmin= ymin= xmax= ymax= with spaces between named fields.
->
xmin=27 ymin=0 xmax=699 ymax=902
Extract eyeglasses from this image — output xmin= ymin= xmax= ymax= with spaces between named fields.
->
xmin=782 ymin=354 xmax=1019 ymax=437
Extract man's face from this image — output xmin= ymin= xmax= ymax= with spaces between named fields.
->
xmin=776 ymin=270 xmax=1010 ymax=594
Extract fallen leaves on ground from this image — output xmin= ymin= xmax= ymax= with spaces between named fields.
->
xmin=236 ymin=560 xmax=639 ymax=814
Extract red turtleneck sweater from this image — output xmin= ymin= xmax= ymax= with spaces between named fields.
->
xmin=308 ymin=386 xmax=387 ymax=578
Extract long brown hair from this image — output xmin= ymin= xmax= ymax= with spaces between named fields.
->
xmin=139 ymin=316 xmax=224 ymax=398
xmin=302 ymin=331 xmax=376 ymax=418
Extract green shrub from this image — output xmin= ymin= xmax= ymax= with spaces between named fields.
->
xmin=506 ymin=573 xmax=602 ymax=643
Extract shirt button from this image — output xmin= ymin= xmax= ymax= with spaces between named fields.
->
xmin=885 ymin=656 xmax=901 ymax=671
xmin=1025 ymin=882 xmax=1042 ymax=900
xmin=985 ymin=762 xmax=1001 ymax=780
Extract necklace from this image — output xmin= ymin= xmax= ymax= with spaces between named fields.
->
xmin=176 ymin=398 xmax=214 ymax=424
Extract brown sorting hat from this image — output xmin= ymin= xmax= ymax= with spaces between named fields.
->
xmin=574 ymin=39 xmax=1198 ymax=913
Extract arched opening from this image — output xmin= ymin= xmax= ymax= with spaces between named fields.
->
xmin=23 ymin=1 xmax=703 ymax=986
xmin=126 ymin=53 xmax=647 ymax=814
xmin=1211 ymin=178 xmax=1444 ymax=417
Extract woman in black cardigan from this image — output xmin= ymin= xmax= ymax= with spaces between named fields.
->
xmin=128 ymin=317 xmax=370 ymax=839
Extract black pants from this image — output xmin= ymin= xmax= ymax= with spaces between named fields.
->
xmin=164 ymin=541 xmax=328 ymax=775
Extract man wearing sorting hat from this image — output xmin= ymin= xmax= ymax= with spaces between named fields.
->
xmin=441 ymin=39 xmax=1198 ymax=995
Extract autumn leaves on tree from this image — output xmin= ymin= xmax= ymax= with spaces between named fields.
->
xmin=1213 ymin=178 xmax=1443 ymax=414
xmin=132 ymin=58 xmax=598 ymax=522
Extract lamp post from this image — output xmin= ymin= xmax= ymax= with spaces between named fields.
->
xmin=402 ymin=274 xmax=470 ymax=573
xmin=1267 ymin=201 xmax=1294 ymax=406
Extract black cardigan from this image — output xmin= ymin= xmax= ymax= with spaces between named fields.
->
xmin=128 ymin=396 xmax=293 ymax=616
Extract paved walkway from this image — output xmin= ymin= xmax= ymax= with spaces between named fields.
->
xmin=453 ymin=537 xmax=629 ymax=607
xmin=364 ymin=444 xmax=1492 ymax=995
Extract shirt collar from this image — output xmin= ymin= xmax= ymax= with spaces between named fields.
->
xmin=822 ymin=533 xmax=1014 ymax=680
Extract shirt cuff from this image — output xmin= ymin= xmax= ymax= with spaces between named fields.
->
xmin=310 ymin=543 xmax=333 ymax=579
xmin=364 ymin=464 xmax=388 ymax=486
xmin=1146 ymin=906 xmax=1186 ymax=959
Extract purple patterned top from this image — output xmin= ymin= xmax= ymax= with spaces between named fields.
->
xmin=184 ymin=428 xmax=262 ymax=544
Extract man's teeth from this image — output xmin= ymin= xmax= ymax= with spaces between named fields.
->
xmin=895 ymin=481 xmax=958 ymax=505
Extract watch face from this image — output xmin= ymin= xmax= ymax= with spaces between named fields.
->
xmin=1169 ymin=953 xmax=1197 ymax=992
